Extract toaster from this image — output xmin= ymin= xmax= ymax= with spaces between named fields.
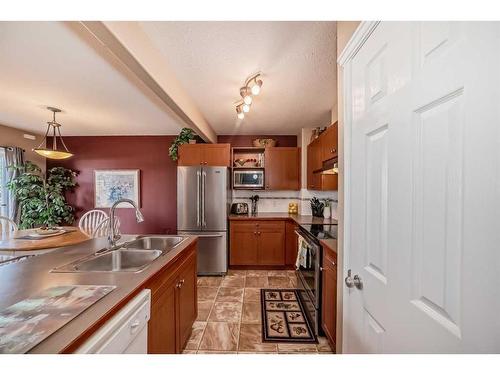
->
xmin=230 ymin=203 xmax=249 ymax=215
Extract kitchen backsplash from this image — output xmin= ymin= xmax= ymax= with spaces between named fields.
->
xmin=232 ymin=189 xmax=338 ymax=218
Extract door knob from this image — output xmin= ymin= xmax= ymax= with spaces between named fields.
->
xmin=353 ymin=274 xmax=363 ymax=290
xmin=345 ymin=269 xmax=355 ymax=288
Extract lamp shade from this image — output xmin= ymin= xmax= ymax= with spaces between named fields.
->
xmin=33 ymin=107 xmax=73 ymax=160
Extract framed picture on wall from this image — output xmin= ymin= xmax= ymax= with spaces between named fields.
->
xmin=94 ymin=169 xmax=140 ymax=208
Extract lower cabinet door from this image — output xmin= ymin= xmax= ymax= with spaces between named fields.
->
xmin=149 ymin=280 xmax=177 ymax=354
xmin=258 ymin=230 xmax=285 ymax=265
xmin=321 ymin=253 xmax=337 ymax=349
xmin=177 ymin=253 xmax=197 ymax=352
xmin=230 ymin=226 xmax=258 ymax=265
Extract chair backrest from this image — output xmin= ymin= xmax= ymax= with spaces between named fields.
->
xmin=78 ymin=210 xmax=108 ymax=236
xmin=0 ymin=216 xmax=18 ymax=237
xmin=91 ymin=217 xmax=121 ymax=239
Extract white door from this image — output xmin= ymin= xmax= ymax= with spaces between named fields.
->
xmin=340 ymin=21 xmax=500 ymax=353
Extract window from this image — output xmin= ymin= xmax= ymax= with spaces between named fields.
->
xmin=0 ymin=147 xmax=8 ymax=217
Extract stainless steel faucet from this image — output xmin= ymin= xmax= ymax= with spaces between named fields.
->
xmin=108 ymin=199 xmax=144 ymax=248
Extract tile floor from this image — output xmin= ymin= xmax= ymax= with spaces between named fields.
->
xmin=182 ymin=269 xmax=334 ymax=354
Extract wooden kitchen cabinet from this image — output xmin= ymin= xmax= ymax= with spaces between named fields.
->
xmin=307 ymin=123 xmax=338 ymax=191
xmin=149 ymin=278 xmax=177 ymax=354
xmin=307 ymin=143 xmax=322 ymax=190
xmin=176 ymin=252 xmax=197 ymax=350
xmin=203 ymin=144 xmax=231 ymax=166
xmin=230 ymin=221 xmax=285 ymax=266
xmin=230 ymin=222 xmax=259 ymax=265
xmin=146 ymin=242 xmax=197 ymax=354
xmin=321 ymin=122 xmax=338 ymax=161
xmin=321 ymin=242 xmax=337 ymax=351
xmin=264 ymin=147 xmax=301 ymax=191
xmin=258 ymin=221 xmax=286 ymax=265
xmin=178 ymin=143 xmax=230 ymax=166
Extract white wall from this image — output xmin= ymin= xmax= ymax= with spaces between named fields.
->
xmin=232 ymin=188 xmax=338 ymax=219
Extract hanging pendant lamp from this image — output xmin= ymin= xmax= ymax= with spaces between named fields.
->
xmin=33 ymin=107 xmax=73 ymax=160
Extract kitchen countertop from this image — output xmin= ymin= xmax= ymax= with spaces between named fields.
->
xmin=0 ymin=234 xmax=197 ymax=353
xmin=0 ymin=226 xmax=89 ymax=251
xmin=320 ymin=239 xmax=338 ymax=253
xmin=228 ymin=212 xmax=338 ymax=225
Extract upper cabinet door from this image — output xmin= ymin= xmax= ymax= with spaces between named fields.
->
xmin=265 ymin=147 xmax=300 ymax=191
xmin=307 ymin=144 xmax=316 ymax=190
xmin=322 ymin=122 xmax=338 ymax=161
xmin=203 ymin=144 xmax=231 ymax=166
xmin=178 ymin=144 xmax=204 ymax=166
xmin=178 ymin=144 xmax=230 ymax=166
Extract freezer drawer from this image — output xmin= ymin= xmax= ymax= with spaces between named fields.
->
xmin=179 ymin=231 xmax=227 ymax=275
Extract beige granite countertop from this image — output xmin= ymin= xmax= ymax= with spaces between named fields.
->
xmin=320 ymin=239 xmax=338 ymax=253
xmin=228 ymin=212 xmax=338 ymax=225
xmin=0 ymin=234 xmax=197 ymax=353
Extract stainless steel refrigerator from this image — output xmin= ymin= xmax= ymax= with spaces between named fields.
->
xmin=177 ymin=166 xmax=230 ymax=275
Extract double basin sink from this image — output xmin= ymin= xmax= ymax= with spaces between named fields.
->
xmin=52 ymin=236 xmax=186 ymax=273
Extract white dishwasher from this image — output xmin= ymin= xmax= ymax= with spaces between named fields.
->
xmin=76 ymin=289 xmax=151 ymax=354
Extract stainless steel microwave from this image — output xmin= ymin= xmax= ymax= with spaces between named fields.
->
xmin=233 ymin=169 xmax=264 ymax=189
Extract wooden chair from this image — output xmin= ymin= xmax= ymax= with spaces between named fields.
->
xmin=91 ymin=217 xmax=121 ymax=239
xmin=0 ymin=216 xmax=18 ymax=237
xmin=78 ymin=209 xmax=108 ymax=237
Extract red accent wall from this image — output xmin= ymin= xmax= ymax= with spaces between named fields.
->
xmin=217 ymin=135 xmax=297 ymax=147
xmin=47 ymin=136 xmax=177 ymax=235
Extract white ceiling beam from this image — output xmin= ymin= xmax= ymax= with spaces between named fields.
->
xmin=80 ymin=21 xmax=217 ymax=143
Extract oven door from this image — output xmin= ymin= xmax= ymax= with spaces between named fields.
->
xmin=233 ymin=170 xmax=264 ymax=188
xmin=295 ymin=230 xmax=321 ymax=309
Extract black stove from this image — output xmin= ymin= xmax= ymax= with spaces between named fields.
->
xmin=299 ymin=224 xmax=337 ymax=241
xmin=295 ymin=223 xmax=337 ymax=336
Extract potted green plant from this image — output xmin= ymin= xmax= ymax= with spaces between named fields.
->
xmin=169 ymin=128 xmax=197 ymax=161
xmin=7 ymin=161 xmax=77 ymax=229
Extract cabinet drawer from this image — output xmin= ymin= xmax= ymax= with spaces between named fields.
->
xmin=230 ymin=221 xmax=258 ymax=232
xmin=231 ymin=220 xmax=285 ymax=231
xmin=254 ymin=220 xmax=285 ymax=231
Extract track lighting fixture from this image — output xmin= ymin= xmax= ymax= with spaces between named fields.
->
xmin=234 ymin=72 xmax=263 ymax=120
xmin=236 ymin=104 xmax=245 ymax=119
xmin=240 ymin=87 xmax=253 ymax=105
xmin=250 ymin=77 xmax=263 ymax=95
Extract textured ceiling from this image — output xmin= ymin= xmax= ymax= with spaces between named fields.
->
xmin=140 ymin=21 xmax=337 ymax=135
xmin=0 ymin=22 xmax=183 ymax=136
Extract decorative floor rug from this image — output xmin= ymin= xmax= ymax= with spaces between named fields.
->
xmin=260 ymin=289 xmax=317 ymax=343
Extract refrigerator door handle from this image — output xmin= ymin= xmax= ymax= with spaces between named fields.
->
xmin=196 ymin=170 xmax=201 ymax=228
xmin=202 ymin=170 xmax=207 ymax=228
xmin=193 ymin=234 xmax=223 ymax=238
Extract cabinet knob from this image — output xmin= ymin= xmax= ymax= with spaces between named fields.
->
xmin=257 ymin=231 xmax=261 ymax=235
xmin=176 ymin=279 xmax=185 ymax=288
xmin=331 ymin=148 xmax=336 ymax=154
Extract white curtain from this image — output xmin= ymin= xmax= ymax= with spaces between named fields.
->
xmin=3 ymin=146 xmax=25 ymax=224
